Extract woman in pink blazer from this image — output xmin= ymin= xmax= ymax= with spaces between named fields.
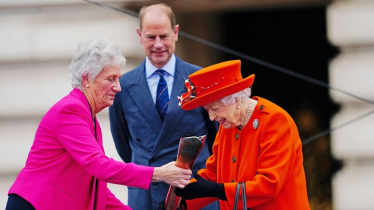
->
xmin=6 ymin=38 xmax=192 ymax=210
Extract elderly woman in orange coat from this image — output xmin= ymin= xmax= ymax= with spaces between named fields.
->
xmin=175 ymin=60 xmax=310 ymax=210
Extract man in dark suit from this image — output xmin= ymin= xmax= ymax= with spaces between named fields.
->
xmin=109 ymin=3 xmax=219 ymax=210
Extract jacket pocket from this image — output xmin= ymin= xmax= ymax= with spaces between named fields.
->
xmin=49 ymin=159 xmax=87 ymax=198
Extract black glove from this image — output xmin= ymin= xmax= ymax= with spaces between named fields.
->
xmin=174 ymin=171 xmax=227 ymax=200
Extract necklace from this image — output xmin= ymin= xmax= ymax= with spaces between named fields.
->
xmin=244 ymin=99 xmax=253 ymax=126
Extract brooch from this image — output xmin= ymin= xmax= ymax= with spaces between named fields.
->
xmin=253 ymin=119 xmax=259 ymax=129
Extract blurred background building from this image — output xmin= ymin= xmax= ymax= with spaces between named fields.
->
xmin=1 ymin=0 xmax=374 ymax=209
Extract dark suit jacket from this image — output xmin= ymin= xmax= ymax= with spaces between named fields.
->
xmin=109 ymin=57 xmax=218 ymax=210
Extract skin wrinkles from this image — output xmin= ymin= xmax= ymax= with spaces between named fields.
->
xmin=83 ymin=65 xmax=122 ymax=116
xmin=203 ymin=100 xmax=241 ymax=129
xmin=136 ymin=5 xmax=179 ymax=69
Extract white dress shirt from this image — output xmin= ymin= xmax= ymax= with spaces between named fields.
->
xmin=145 ymin=54 xmax=176 ymax=104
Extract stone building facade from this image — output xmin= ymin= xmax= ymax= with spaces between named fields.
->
xmin=1 ymin=0 xmax=373 ymax=209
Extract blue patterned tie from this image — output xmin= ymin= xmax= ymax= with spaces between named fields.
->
xmin=155 ymin=70 xmax=169 ymax=121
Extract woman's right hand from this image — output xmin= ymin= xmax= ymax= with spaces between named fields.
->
xmin=152 ymin=161 xmax=192 ymax=188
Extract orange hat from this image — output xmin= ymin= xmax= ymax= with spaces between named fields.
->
xmin=179 ymin=60 xmax=255 ymax=110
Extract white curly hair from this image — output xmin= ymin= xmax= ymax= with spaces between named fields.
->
xmin=220 ymin=87 xmax=252 ymax=105
xmin=69 ymin=38 xmax=126 ymax=90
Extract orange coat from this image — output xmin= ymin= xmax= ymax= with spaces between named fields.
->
xmin=186 ymin=97 xmax=310 ymax=210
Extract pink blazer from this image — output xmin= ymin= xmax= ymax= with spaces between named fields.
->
xmin=8 ymin=88 xmax=154 ymax=210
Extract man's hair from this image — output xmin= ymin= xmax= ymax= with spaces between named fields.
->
xmin=138 ymin=3 xmax=176 ymax=31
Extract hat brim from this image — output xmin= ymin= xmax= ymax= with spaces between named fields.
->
xmin=181 ymin=74 xmax=255 ymax=110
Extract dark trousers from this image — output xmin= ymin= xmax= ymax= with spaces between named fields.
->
xmin=6 ymin=194 xmax=35 ymax=210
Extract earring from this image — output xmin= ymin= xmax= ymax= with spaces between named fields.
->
xmin=86 ymin=84 xmax=89 ymax=88
xmin=237 ymin=106 xmax=240 ymax=109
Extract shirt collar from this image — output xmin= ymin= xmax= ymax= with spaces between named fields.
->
xmin=145 ymin=54 xmax=176 ymax=78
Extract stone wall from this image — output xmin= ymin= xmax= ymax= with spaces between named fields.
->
xmin=0 ymin=1 xmax=144 ymax=206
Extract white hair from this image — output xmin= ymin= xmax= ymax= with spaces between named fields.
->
xmin=220 ymin=87 xmax=252 ymax=105
xmin=69 ymin=38 xmax=126 ymax=90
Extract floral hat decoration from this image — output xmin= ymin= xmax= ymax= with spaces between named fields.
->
xmin=178 ymin=60 xmax=255 ymax=110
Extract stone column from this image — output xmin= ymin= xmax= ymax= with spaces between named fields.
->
xmin=327 ymin=1 xmax=374 ymax=209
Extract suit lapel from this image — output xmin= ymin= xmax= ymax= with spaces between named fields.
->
xmin=127 ymin=62 xmax=163 ymax=134
xmin=151 ymin=58 xmax=188 ymax=158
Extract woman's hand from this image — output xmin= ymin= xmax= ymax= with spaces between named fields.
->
xmin=152 ymin=161 xmax=192 ymax=188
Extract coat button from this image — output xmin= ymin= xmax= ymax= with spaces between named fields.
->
xmin=232 ymin=156 xmax=236 ymax=163
xmin=136 ymin=138 xmax=141 ymax=142
xmin=260 ymin=105 xmax=265 ymax=110
xmin=231 ymin=180 xmax=235 ymax=183
xmin=149 ymin=158 xmax=155 ymax=164
xmin=235 ymin=133 xmax=239 ymax=140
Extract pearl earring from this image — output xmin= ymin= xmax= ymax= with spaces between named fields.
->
xmin=86 ymin=84 xmax=89 ymax=88
xmin=237 ymin=106 xmax=240 ymax=109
